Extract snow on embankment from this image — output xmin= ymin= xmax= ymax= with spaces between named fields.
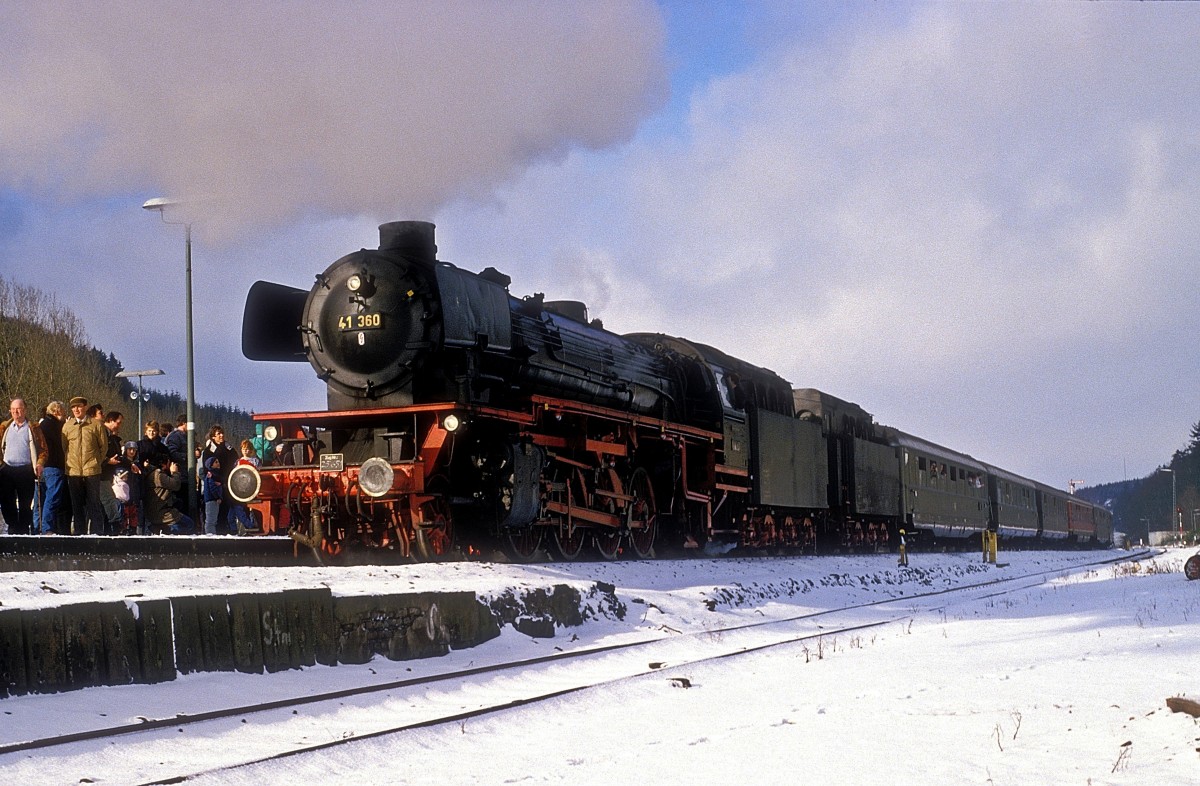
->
xmin=0 ymin=549 xmax=1130 ymax=616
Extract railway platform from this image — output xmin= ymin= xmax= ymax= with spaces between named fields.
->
xmin=0 ymin=534 xmax=415 ymax=572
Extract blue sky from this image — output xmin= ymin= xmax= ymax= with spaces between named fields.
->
xmin=1 ymin=1 xmax=1197 ymax=489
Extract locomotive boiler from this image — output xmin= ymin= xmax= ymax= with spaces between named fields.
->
xmin=238 ymin=221 xmax=1111 ymax=561
xmin=247 ymin=221 xmax=680 ymax=417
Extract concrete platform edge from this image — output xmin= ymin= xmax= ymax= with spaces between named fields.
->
xmin=0 ymin=588 xmax=502 ymax=697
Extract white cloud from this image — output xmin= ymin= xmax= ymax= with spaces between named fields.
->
xmin=438 ymin=3 xmax=1200 ymax=484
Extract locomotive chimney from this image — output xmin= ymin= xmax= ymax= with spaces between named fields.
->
xmin=379 ymin=220 xmax=437 ymax=261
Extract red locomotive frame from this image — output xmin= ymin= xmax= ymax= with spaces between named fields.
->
xmin=242 ymin=392 xmax=768 ymax=561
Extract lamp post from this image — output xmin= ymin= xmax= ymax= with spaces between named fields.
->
xmin=115 ymin=368 xmax=165 ymax=435
xmin=142 ymin=197 xmax=197 ymax=518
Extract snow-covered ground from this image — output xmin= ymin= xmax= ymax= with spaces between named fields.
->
xmin=1 ymin=548 xmax=1198 ymax=785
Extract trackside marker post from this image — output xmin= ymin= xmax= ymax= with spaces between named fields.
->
xmin=982 ymin=531 xmax=998 ymax=564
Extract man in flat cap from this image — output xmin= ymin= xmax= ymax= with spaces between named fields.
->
xmin=62 ymin=396 xmax=107 ymax=534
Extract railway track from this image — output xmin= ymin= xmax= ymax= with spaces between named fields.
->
xmin=0 ymin=549 xmax=1154 ymax=784
xmin=0 ymin=533 xmax=1133 ymax=573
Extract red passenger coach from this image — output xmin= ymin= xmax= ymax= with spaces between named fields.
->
xmin=1065 ymin=496 xmax=1095 ymax=544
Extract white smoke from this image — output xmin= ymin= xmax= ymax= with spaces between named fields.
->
xmin=0 ymin=1 xmax=667 ymax=241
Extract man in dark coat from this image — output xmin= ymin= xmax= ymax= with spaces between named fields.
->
xmin=98 ymin=410 xmax=126 ymax=535
xmin=0 ymin=398 xmax=48 ymax=535
xmin=164 ymin=415 xmax=189 ymax=467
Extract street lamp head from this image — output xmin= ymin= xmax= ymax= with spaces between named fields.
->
xmin=143 ymin=195 xmax=212 ymax=213
xmin=142 ymin=197 xmax=195 ymax=228
xmin=115 ymin=369 xmax=165 ymax=379
xmin=140 ymin=195 xmax=198 ymax=518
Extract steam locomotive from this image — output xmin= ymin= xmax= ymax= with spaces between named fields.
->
xmin=237 ymin=221 xmax=1111 ymax=560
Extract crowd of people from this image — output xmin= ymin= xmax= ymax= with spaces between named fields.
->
xmin=0 ymin=396 xmax=261 ymax=537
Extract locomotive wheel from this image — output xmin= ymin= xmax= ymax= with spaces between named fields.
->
xmin=594 ymin=528 xmax=622 ymax=560
xmin=553 ymin=526 xmax=587 ymax=561
xmin=414 ymin=489 xmax=455 ymax=562
xmin=625 ymin=467 xmax=657 ymax=559
xmin=1185 ymin=554 xmax=1200 ymax=581
xmin=505 ymin=529 xmax=545 ymax=563
xmin=592 ymin=466 xmax=622 ymax=560
xmin=550 ymin=469 xmax=588 ymax=560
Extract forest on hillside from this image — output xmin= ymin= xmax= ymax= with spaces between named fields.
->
xmin=0 ymin=276 xmax=253 ymax=442
xmin=1076 ymin=426 xmax=1200 ymax=544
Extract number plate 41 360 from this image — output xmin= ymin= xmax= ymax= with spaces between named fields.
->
xmin=339 ymin=313 xmax=383 ymax=331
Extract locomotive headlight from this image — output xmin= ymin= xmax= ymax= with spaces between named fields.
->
xmin=346 ymin=272 xmax=376 ymax=297
xmin=228 ymin=464 xmax=262 ymax=504
xmin=442 ymin=413 xmax=461 ymax=433
xmin=358 ymin=456 xmax=395 ymax=498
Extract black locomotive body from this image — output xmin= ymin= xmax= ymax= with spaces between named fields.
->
xmin=238 ymin=221 xmax=1111 ymax=560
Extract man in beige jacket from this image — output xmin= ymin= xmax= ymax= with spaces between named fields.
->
xmin=62 ymin=395 xmax=108 ymax=535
